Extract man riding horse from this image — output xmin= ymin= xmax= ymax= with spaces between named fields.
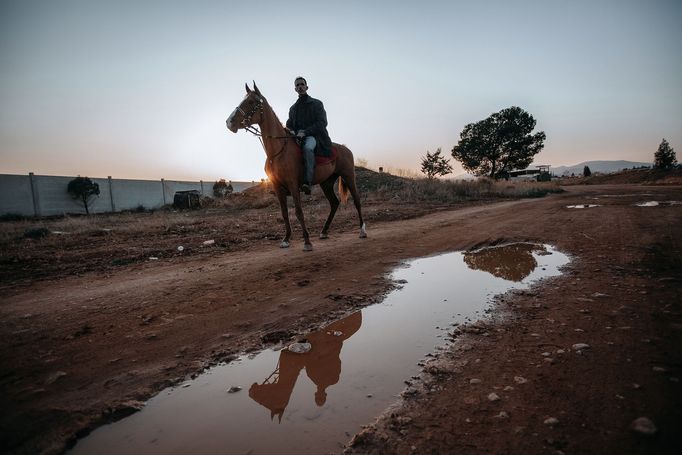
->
xmin=226 ymin=80 xmax=366 ymax=251
xmin=286 ymin=76 xmax=332 ymax=195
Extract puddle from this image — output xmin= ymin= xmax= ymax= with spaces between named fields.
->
xmin=635 ymin=200 xmax=681 ymax=207
xmin=566 ymin=204 xmax=600 ymax=209
xmin=69 ymin=243 xmax=570 ymax=455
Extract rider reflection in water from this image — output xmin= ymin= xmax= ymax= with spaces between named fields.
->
xmin=249 ymin=311 xmax=362 ymax=421
xmin=286 ymin=76 xmax=333 ymax=195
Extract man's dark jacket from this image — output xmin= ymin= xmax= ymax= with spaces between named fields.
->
xmin=286 ymin=94 xmax=332 ymax=157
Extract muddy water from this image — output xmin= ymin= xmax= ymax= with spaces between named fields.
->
xmin=70 ymin=244 xmax=570 ymax=455
xmin=635 ymin=201 xmax=682 ymax=207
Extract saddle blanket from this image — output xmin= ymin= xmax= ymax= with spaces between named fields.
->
xmin=297 ymin=146 xmax=337 ymax=166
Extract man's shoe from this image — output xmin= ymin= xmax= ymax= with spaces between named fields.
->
xmin=301 ymin=184 xmax=311 ymax=195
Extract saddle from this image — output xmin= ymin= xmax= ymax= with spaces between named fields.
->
xmin=296 ymin=146 xmax=338 ymax=166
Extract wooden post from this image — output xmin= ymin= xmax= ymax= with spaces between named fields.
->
xmin=108 ymin=176 xmax=115 ymax=212
xmin=28 ymin=172 xmax=40 ymax=217
xmin=161 ymin=178 xmax=166 ymax=205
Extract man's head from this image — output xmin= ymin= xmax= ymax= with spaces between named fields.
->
xmin=294 ymin=76 xmax=308 ymax=96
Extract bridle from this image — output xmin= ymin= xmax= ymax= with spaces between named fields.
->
xmin=236 ymin=96 xmax=265 ymax=136
xmin=235 ymin=95 xmax=292 ymax=162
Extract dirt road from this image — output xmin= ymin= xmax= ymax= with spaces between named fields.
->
xmin=1 ymin=184 xmax=681 ymax=454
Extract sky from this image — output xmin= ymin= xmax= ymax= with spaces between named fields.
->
xmin=1 ymin=0 xmax=680 ymax=181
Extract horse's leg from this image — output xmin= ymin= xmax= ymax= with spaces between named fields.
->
xmin=344 ymin=177 xmax=367 ymax=238
xmin=291 ymin=188 xmax=313 ymax=251
xmin=276 ymin=188 xmax=292 ymax=248
xmin=319 ymin=177 xmax=340 ymax=239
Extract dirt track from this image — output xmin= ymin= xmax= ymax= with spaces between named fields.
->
xmin=1 ymin=184 xmax=681 ymax=454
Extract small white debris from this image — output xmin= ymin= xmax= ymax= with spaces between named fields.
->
xmin=287 ymin=342 xmax=312 ymax=354
xmin=469 ymin=378 xmax=482 ymax=384
xmin=572 ymin=343 xmax=591 ymax=351
xmin=544 ymin=417 xmax=559 ymax=425
xmin=652 ymin=366 xmax=667 ymax=373
xmin=541 ymin=352 xmax=551 ymax=357
xmin=148 ymin=257 xmax=159 ymax=261
xmin=487 ymin=392 xmax=501 ymax=402
xmin=177 ymin=246 xmax=184 ymax=252
xmin=503 ymin=386 xmax=514 ymax=391
xmin=495 ymin=411 xmax=509 ymax=419
xmin=202 ymin=239 xmax=215 ymax=246
xmin=514 ymin=376 xmax=528 ymax=384
xmin=630 ymin=417 xmax=657 ymax=435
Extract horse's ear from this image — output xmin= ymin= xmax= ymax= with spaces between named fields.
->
xmin=253 ymin=81 xmax=262 ymax=96
xmin=245 ymin=83 xmax=251 ymax=93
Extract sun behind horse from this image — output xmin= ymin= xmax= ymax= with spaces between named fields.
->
xmin=226 ymin=82 xmax=366 ymax=251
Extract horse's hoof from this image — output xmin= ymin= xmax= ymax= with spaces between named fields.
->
xmin=280 ymin=241 xmax=290 ymax=248
xmin=319 ymin=233 xmax=328 ymax=239
xmin=359 ymin=232 xmax=367 ymax=239
xmin=303 ymin=243 xmax=313 ymax=252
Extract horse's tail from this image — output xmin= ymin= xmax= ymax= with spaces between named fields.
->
xmin=338 ymin=177 xmax=350 ymax=204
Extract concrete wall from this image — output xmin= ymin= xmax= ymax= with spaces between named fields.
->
xmin=0 ymin=173 xmax=259 ymax=217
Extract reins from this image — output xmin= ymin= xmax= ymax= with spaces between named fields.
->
xmin=238 ymin=99 xmax=292 ymax=163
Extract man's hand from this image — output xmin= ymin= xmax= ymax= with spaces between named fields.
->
xmin=296 ymin=130 xmax=306 ymax=139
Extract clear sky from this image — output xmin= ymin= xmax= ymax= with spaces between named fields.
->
xmin=1 ymin=0 xmax=680 ymax=181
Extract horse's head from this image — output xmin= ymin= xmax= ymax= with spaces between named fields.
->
xmin=226 ymin=82 xmax=266 ymax=133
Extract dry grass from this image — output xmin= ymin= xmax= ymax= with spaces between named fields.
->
xmin=0 ymin=170 xmax=561 ymax=241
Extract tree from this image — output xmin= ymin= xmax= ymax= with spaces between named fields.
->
xmin=451 ymin=106 xmax=546 ymax=179
xmin=67 ymin=176 xmax=100 ymax=214
xmin=654 ymin=139 xmax=677 ymax=169
xmin=420 ymin=148 xmax=453 ymax=179
xmin=213 ymin=179 xmax=233 ymax=197
xmin=583 ymin=166 xmax=592 ymax=177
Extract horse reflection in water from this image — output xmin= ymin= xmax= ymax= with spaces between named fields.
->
xmin=249 ymin=311 xmax=362 ymax=422
xmin=463 ymin=243 xmax=547 ymax=282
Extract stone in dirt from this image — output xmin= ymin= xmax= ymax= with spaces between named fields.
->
xmin=514 ymin=376 xmax=528 ymax=384
xmin=45 ymin=371 xmax=67 ymax=385
xmin=544 ymin=417 xmax=559 ymax=425
xmin=572 ymin=343 xmax=590 ymax=351
xmin=487 ymin=392 xmax=501 ymax=402
xmin=630 ymin=417 xmax=657 ymax=435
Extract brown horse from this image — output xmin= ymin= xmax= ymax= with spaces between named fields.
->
xmin=226 ymin=82 xmax=366 ymax=251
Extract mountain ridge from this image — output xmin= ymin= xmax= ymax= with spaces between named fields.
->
xmin=453 ymin=160 xmax=652 ymax=179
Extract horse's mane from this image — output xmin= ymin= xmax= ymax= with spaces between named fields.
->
xmin=259 ymin=94 xmax=287 ymax=132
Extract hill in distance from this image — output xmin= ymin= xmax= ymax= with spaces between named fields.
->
xmin=549 ymin=160 xmax=651 ymax=176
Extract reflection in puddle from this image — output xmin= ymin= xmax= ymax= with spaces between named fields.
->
xmin=464 ymin=243 xmax=543 ymax=282
xmin=70 ymin=244 xmax=570 ymax=455
xmin=566 ymin=204 xmax=600 ymax=208
xmin=249 ymin=312 xmax=362 ymax=421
